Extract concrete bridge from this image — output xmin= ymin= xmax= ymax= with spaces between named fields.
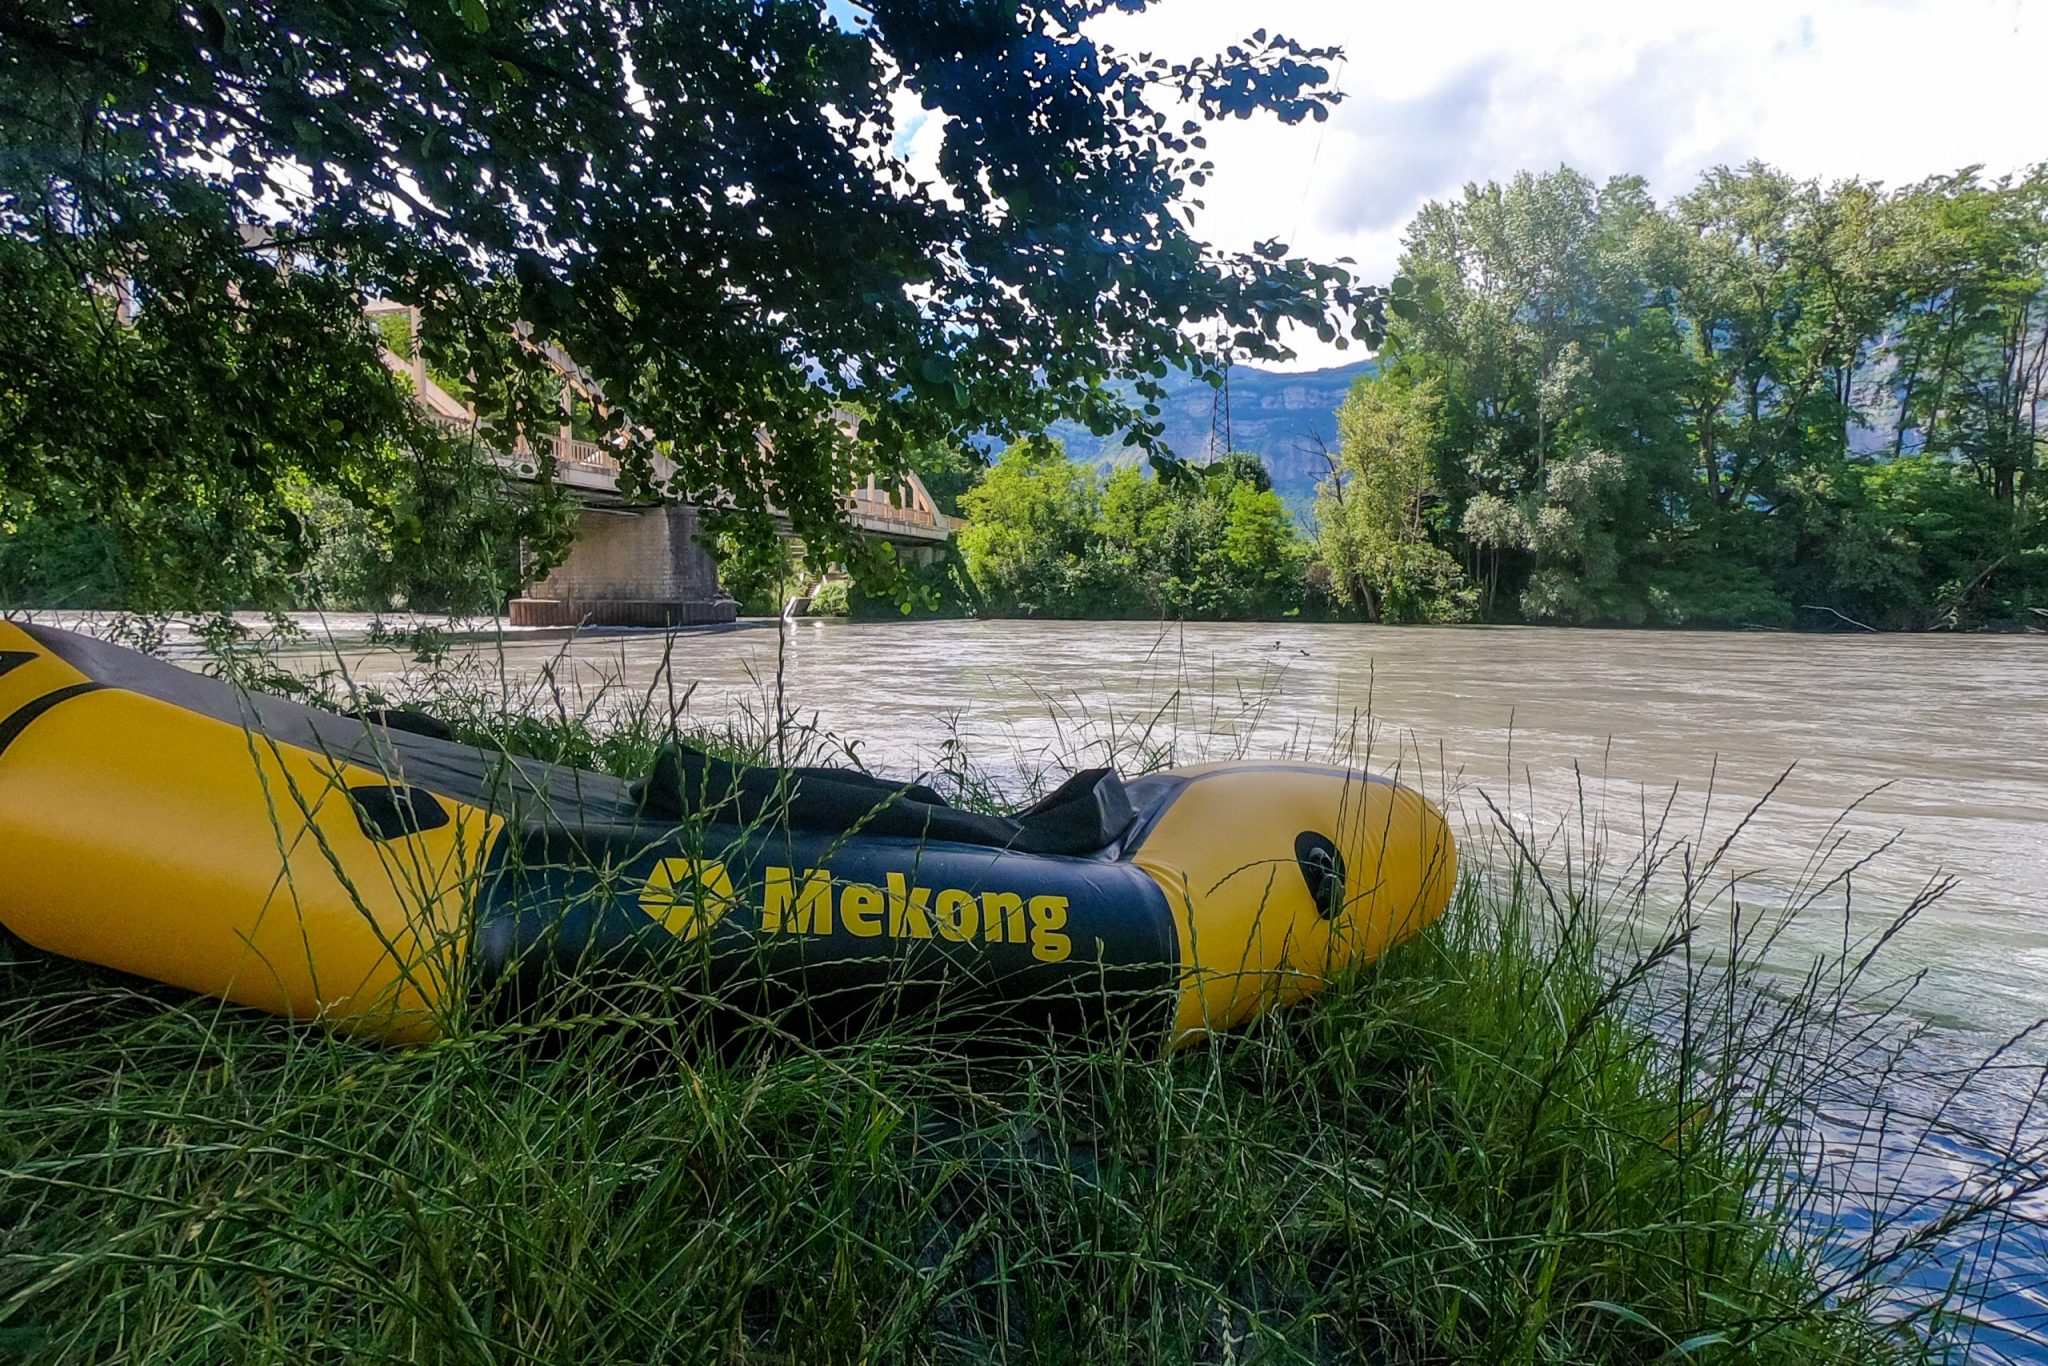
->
xmin=371 ymin=304 xmax=959 ymax=626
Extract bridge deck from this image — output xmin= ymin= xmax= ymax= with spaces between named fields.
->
xmin=390 ymin=346 xmax=957 ymax=546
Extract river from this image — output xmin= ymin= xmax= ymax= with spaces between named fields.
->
xmin=256 ymin=616 xmax=2048 ymax=1357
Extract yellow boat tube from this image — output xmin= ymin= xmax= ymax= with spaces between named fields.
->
xmin=0 ymin=622 xmax=1456 ymax=1047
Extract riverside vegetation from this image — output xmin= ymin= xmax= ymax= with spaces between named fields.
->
xmin=819 ymin=162 xmax=2047 ymax=630
xmin=9 ymin=160 xmax=2042 ymax=633
xmin=0 ymin=624 xmax=2041 ymax=1361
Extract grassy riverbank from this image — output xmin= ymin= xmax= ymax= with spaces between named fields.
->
xmin=0 ymin=640 xmax=2030 ymax=1361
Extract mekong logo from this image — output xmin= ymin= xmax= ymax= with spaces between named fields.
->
xmin=636 ymin=859 xmax=1073 ymax=963
xmin=637 ymin=858 xmax=738 ymax=942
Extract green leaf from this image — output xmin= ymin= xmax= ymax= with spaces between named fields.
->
xmin=1576 ymin=1301 xmax=1670 ymax=1342
xmin=1149 ymin=453 xmax=1201 ymax=495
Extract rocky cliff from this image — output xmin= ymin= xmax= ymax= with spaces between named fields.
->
xmin=1042 ymin=359 xmax=1376 ymax=512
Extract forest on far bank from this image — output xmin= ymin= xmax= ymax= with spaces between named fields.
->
xmin=876 ymin=162 xmax=2045 ymax=631
xmin=7 ymin=157 xmax=2042 ymax=632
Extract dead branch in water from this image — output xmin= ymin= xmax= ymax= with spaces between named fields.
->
xmin=1800 ymin=604 xmax=1878 ymax=633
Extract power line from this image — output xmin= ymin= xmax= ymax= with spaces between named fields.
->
xmin=1289 ymin=16 xmax=1357 ymax=249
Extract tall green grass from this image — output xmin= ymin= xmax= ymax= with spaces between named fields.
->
xmin=0 ymin=618 xmax=2038 ymax=1362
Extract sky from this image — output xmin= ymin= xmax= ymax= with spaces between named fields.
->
xmin=1064 ymin=0 xmax=2048 ymax=370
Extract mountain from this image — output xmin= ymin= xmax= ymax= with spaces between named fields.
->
xmin=1041 ymin=358 xmax=1376 ymax=512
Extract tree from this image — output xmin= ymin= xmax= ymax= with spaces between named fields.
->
xmin=1671 ymin=166 xmax=1899 ymax=514
xmin=1885 ymin=169 xmax=2048 ymax=507
xmin=2 ymin=0 xmax=1386 ymax=604
xmin=1312 ymin=374 xmax=1471 ymax=621
xmin=1329 ymin=161 xmax=2046 ymax=629
xmin=294 ymin=446 xmax=574 ymax=614
xmin=1105 ymin=453 xmax=1302 ymax=619
xmin=1216 ymin=474 xmax=1302 ymax=613
xmin=958 ymin=440 xmax=1305 ymax=620
xmin=1381 ymin=169 xmax=1690 ymax=620
xmin=956 ymin=437 xmax=1111 ymax=616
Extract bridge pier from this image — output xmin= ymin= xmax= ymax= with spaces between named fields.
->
xmin=510 ymin=505 xmax=736 ymax=628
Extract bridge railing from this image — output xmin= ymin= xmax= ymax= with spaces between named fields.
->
xmin=540 ymin=433 xmax=619 ymax=472
xmin=425 ymin=413 xmax=622 ymax=474
xmin=845 ymin=474 xmax=958 ymax=534
xmin=424 ymin=409 xmax=955 ymax=541
xmin=846 ymin=491 xmax=944 ymax=533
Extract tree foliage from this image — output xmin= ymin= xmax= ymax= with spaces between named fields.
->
xmin=958 ymin=438 xmax=1303 ymax=619
xmin=1 ymin=0 xmax=1384 ymax=606
xmin=1312 ymin=163 xmax=2048 ymax=629
xmin=1312 ymin=374 xmax=1473 ymax=622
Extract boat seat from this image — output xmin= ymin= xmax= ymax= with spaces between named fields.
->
xmin=634 ymin=743 xmax=1137 ymax=857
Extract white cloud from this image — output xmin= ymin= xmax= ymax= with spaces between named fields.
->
xmin=1087 ymin=0 xmax=2048 ymax=368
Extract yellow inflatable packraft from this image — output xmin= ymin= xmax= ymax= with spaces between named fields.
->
xmin=0 ymin=622 xmax=1456 ymax=1047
